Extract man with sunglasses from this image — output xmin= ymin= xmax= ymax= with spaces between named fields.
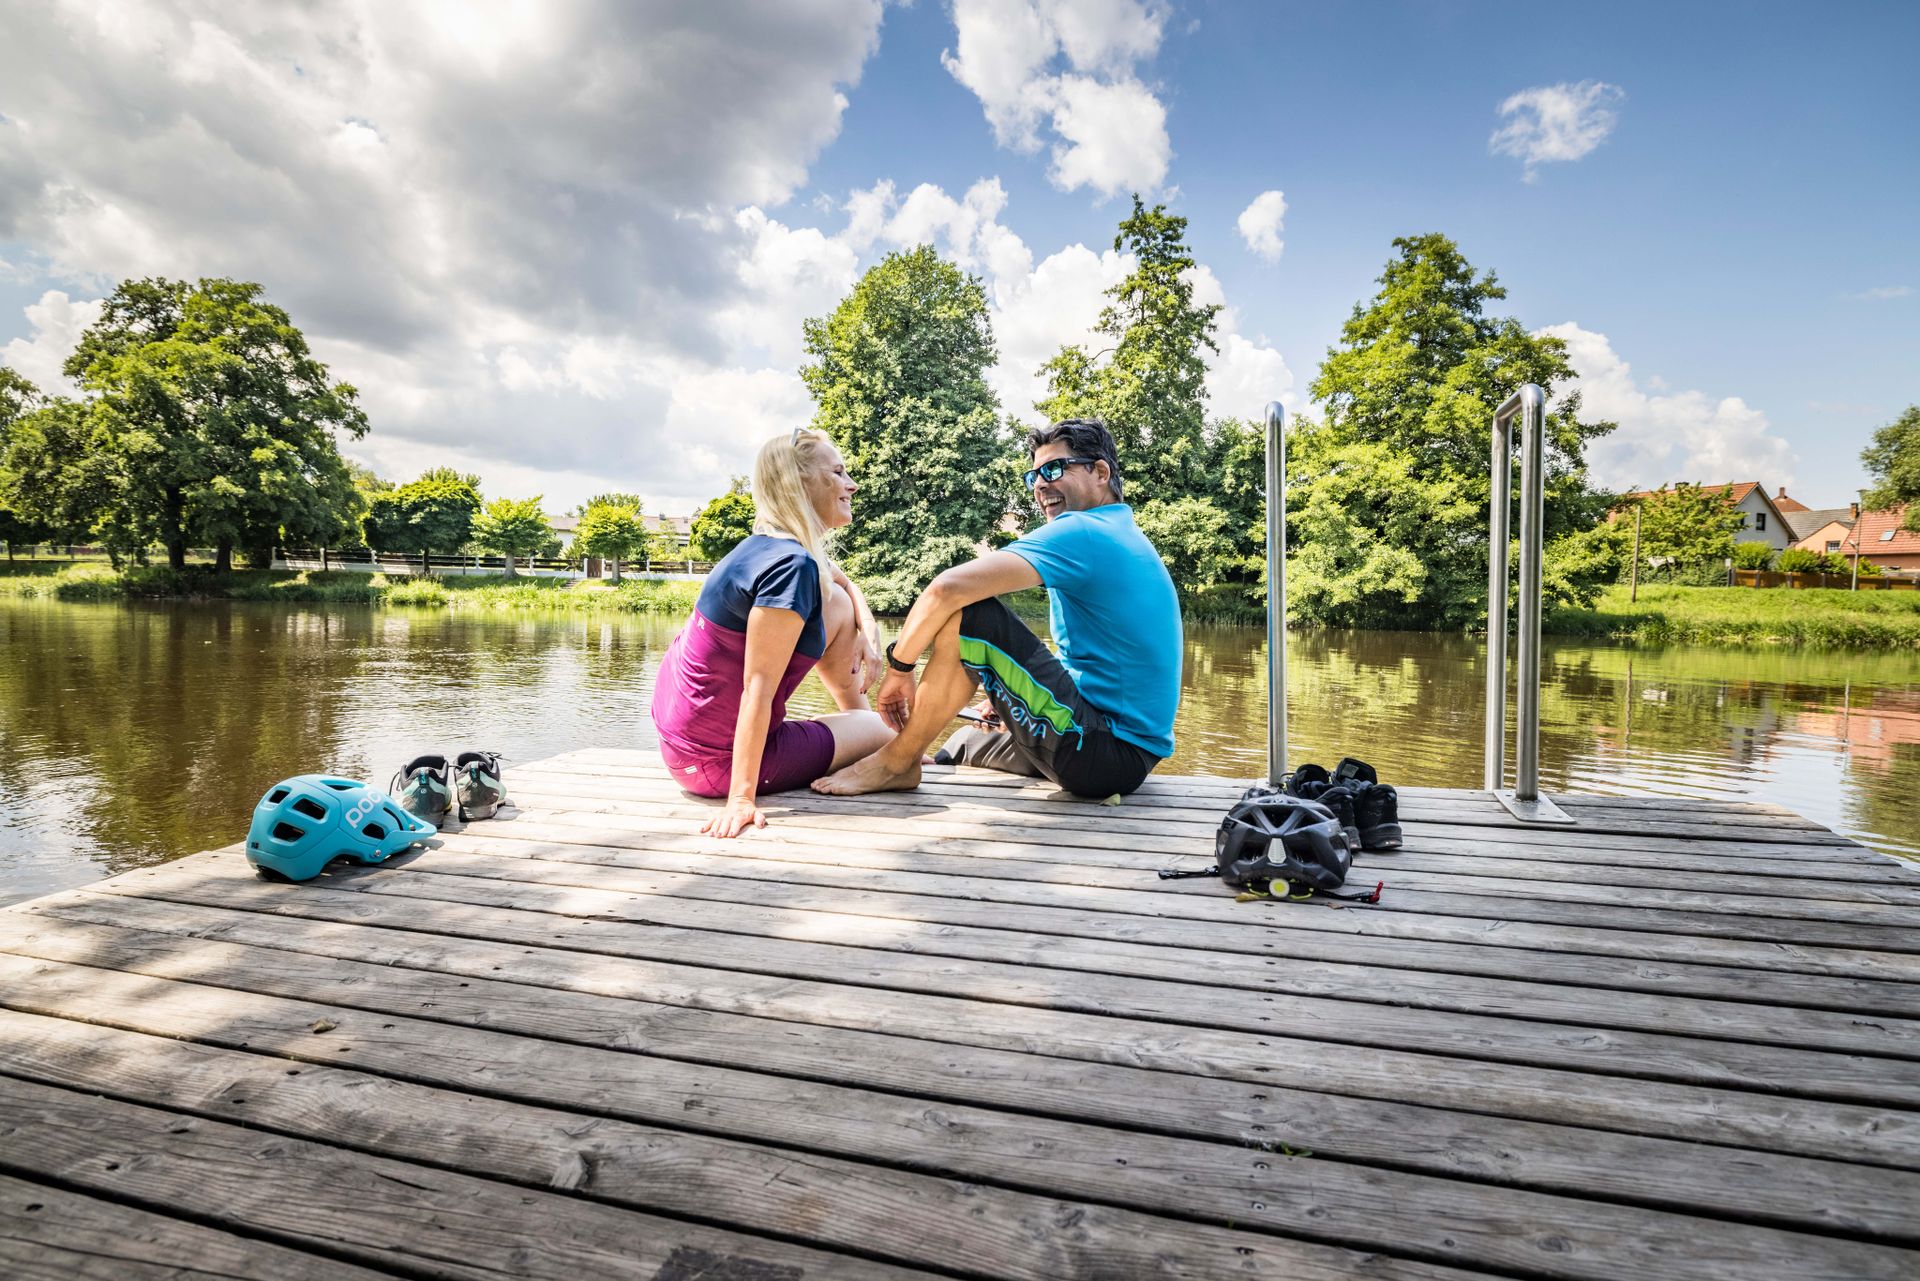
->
xmin=814 ymin=418 xmax=1181 ymax=799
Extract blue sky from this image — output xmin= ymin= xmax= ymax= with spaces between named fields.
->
xmin=2 ymin=0 xmax=1915 ymax=511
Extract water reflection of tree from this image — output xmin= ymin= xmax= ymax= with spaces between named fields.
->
xmin=0 ymin=603 xmax=377 ymax=875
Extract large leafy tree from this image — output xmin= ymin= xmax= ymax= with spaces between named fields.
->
xmin=688 ymin=477 xmax=755 ymax=562
xmin=571 ymin=496 xmax=652 ymax=582
xmin=363 ymin=467 xmax=482 ymax=560
xmin=1035 ymin=199 xmax=1270 ymax=601
xmin=63 ymin=278 xmax=368 ymax=570
xmin=802 ymin=245 xmax=1013 ymax=611
xmin=471 ymin=496 xmax=552 ymax=575
xmin=1291 ymin=234 xmax=1616 ymax=627
xmin=1861 ymin=404 xmax=1920 ymax=531
xmin=1038 ymin=197 xmax=1221 ymax=496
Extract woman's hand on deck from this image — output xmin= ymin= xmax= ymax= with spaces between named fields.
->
xmin=702 ymin=796 xmax=767 ymax=839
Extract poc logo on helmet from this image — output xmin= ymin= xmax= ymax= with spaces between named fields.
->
xmin=344 ymin=791 xmax=391 ymax=829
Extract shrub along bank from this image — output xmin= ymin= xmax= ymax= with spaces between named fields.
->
xmin=1546 ymin=585 xmax=1920 ymax=648
xmin=0 ymin=564 xmax=703 ymax=615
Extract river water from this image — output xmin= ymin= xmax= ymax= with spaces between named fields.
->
xmin=5 ymin=598 xmax=1915 ymax=904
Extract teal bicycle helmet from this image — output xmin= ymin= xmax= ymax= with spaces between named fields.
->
xmin=245 ymin=775 xmax=434 ymax=882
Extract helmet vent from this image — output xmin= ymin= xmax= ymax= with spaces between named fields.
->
xmin=291 ymin=797 xmax=329 ymax=822
xmin=271 ymin=821 xmax=306 ymax=842
xmin=362 ymin=822 xmax=387 ymax=840
xmin=267 ymin=787 xmax=290 ymax=804
xmin=323 ymin=780 xmax=355 ymax=791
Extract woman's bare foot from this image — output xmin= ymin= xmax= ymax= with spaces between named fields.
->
xmin=813 ymin=753 xmax=922 ymax=795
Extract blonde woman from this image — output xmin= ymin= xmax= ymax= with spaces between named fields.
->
xmin=650 ymin=428 xmax=893 ymax=837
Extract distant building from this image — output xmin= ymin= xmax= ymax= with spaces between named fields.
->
xmin=1614 ymin=481 xmax=1795 ymax=552
xmin=1786 ymin=504 xmax=1857 ymax=555
xmin=1770 ymin=486 xmax=1809 ymax=514
xmin=644 ymin=513 xmax=693 ymax=551
xmin=1851 ymin=504 xmax=1920 ymax=574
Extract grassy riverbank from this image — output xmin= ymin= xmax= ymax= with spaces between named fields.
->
xmin=1546 ymin=584 xmax=1920 ymax=648
xmin=0 ymin=563 xmax=703 ymax=614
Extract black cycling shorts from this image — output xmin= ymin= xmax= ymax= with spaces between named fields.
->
xmin=933 ymin=597 xmax=1160 ymax=798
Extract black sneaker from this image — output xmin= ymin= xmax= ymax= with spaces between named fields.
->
xmin=455 ymin=750 xmax=507 ymax=821
xmin=1282 ymin=765 xmax=1362 ymax=852
xmin=1351 ymin=782 xmax=1402 ymax=850
xmin=390 ymin=754 xmax=453 ymax=829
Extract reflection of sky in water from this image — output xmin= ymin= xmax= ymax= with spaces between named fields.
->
xmin=4 ymin=600 xmax=1915 ymax=905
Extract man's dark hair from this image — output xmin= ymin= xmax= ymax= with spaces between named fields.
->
xmin=1027 ymin=418 xmax=1123 ymax=499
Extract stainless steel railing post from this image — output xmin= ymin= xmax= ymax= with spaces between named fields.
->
xmin=1484 ymin=402 xmax=1511 ymax=791
xmin=1265 ymin=401 xmax=1287 ymax=787
xmin=1487 ymin=385 xmax=1572 ymax=823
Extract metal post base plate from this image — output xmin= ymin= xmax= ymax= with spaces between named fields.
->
xmin=1493 ymin=790 xmax=1576 ymax=824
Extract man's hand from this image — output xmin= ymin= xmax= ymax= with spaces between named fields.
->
xmin=877 ymin=667 xmax=916 ymax=731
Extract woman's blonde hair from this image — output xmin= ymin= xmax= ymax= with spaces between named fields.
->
xmin=752 ymin=427 xmax=835 ymax=596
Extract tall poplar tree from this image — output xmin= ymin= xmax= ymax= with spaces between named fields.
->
xmin=801 ymin=246 xmax=1012 ymax=612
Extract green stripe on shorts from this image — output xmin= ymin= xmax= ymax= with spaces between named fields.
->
xmin=957 ymin=636 xmax=1082 ymax=738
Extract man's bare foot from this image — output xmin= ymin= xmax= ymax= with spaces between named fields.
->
xmin=813 ymin=753 xmax=922 ymax=795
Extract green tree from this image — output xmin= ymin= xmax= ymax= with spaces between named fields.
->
xmin=471 ymin=495 xmax=551 ymax=575
xmin=1861 ymin=404 xmax=1920 ymax=531
xmin=1 ymin=399 xmax=123 ymax=558
xmin=689 ymin=477 xmax=755 ymax=562
xmin=1289 ymin=234 xmax=1616 ymax=627
xmin=1731 ymin=540 xmax=1775 ymax=570
xmin=63 ymin=277 xmax=368 ymax=570
xmin=363 ymin=467 xmax=482 ymax=562
xmin=1632 ymin=484 xmax=1742 ymax=579
xmin=1037 ymin=197 xmax=1220 ymax=498
xmin=801 ymin=246 xmax=1012 ymax=611
xmin=571 ymin=497 xmax=652 ymax=583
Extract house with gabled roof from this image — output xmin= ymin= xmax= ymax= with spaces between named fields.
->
xmin=1851 ymin=505 xmax=1920 ymax=574
xmin=1614 ymin=481 xmax=1796 ymax=551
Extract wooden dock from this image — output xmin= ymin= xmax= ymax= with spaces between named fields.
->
xmin=3 ymin=747 xmax=1918 ymax=1280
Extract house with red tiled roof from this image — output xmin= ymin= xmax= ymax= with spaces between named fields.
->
xmin=1850 ymin=504 xmax=1920 ymax=574
xmin=1614 ymin=481 xmax=1796 ymax=551
xmin=1770 ymin=486 xmax=1809 ymax=514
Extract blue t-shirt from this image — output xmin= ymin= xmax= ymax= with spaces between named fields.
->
xmin=694 ymin=534 xmax=826 ymax=658
xmin=1005 ymin=504 xmax=1182 ymax=757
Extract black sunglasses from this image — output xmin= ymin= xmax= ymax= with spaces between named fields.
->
xmin=1023 ymin=456 xmax=1100 ymax=489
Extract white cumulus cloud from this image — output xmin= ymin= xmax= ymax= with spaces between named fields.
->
xmin=1490 ymin=80 xmax=1624 ymax=181
xmin=0 ymin=291 xmax=102 ymax=394
xmin=1236 ymin=190 xmax=1288 ymax=262
xmin=0 ymin=0 xmax=884 ymax=512
xmin=1541 ymin=322 xmax=1795 ymax=491
xmin=942 ymin=0 xmax=1171 ymax=198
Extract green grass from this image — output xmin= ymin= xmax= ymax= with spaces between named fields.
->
xmin=0 ymin=564 xmax=703 ymax=615
xmin=1547 ymin=584 xmax=1920 ymax=648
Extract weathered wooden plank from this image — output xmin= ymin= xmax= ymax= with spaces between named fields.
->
xmin=0 ymin=1075 xmax=937 ymax=1281
xmin=502 ymin=800 xmax=1911 ymax=888
xmin=386 ymin=823 xmax=1920 ymax=971
xmin=12 ymin=890 xmax=1917 ymax=1172
xmin=413 ymin=828 xmax=1920 ymax=1057
xmin=0 ymin=1171 xmax=403 ymax=1281
xmin=13 ymin=988 xmax=1902 ymax=1281
xmin=547 ymin=752 xmax=1828 ymax=823
xmin=95 ymin=843 xmax=1920 ymax=1010
xmin=513 ymin=768 xmax=1861 ymax=846
xmin=473 ymin=809 xmax=1920 ymax=916
xmin=11 ymin=898 xmax=1916 ymax=1237
xmin=505 ymin=781 xmax=1882 ymax=869
xmin=0 ymin=998 xmax=1473 ymax=1281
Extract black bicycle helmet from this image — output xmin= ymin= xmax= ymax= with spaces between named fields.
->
xmin=1214 ymin=787 xmax=1354 ymax=892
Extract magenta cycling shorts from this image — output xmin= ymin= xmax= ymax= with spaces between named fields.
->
xmin=658 ymin=718 xmax=836 ymax=799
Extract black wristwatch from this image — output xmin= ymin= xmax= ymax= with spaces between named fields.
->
xmin=884 ymin=641 xmax=917 ymax=673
